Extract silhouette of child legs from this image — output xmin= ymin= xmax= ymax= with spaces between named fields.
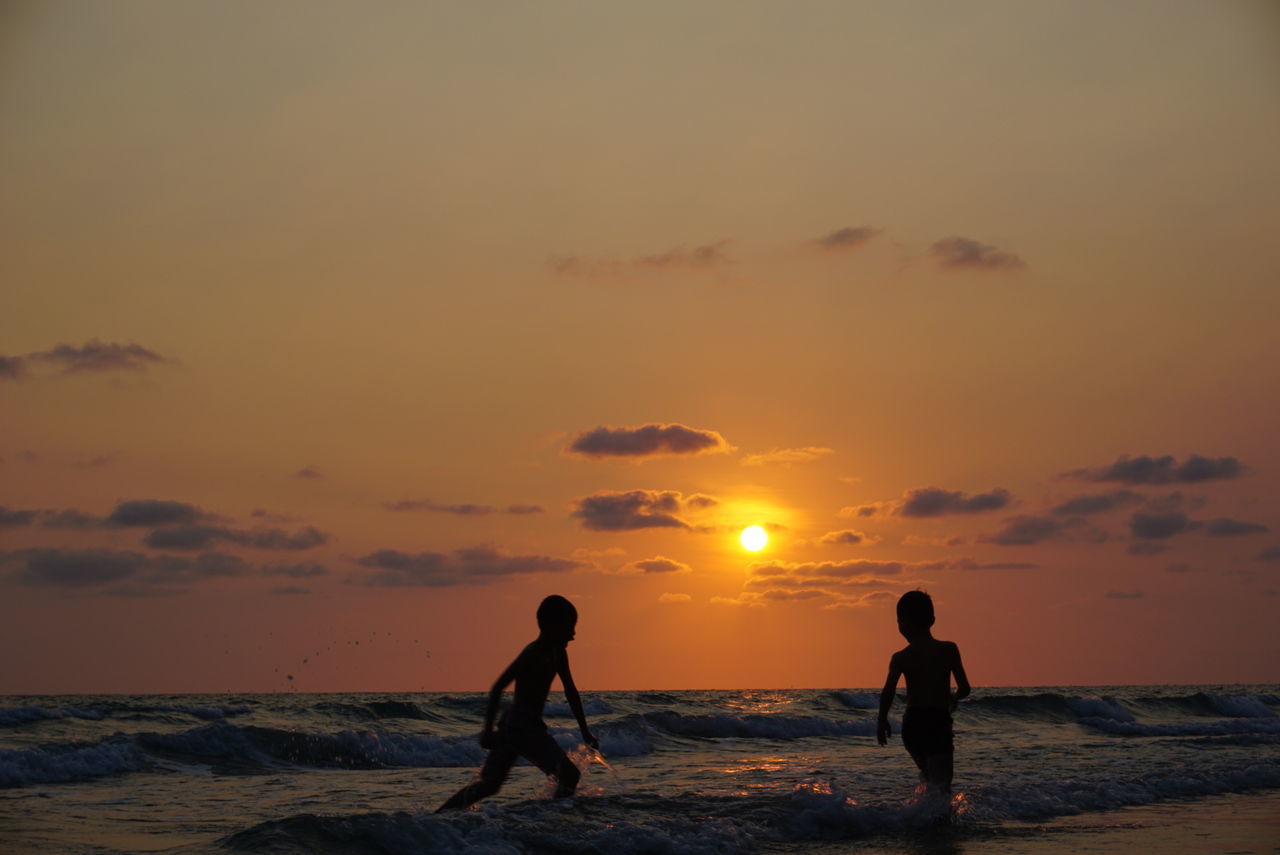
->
xmin=437 ymin=708 xmax=580 ymax=811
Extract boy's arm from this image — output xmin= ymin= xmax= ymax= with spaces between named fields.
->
xmin=949 ymin=642 xmax=971 ymax=710
xmin=557 ymin=651 xmax=598 ymax=749
xmin=480 ymin=655 xmax=522 ymax=745
xmin=876 ymin=655 xmax=902 ymax=746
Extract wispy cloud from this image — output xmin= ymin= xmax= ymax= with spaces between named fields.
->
xmin=2 ymin=548 xmax=250 ymax=590
xmin=1 ymin=340 xmax=172 ymax=381
xmin=1129 ymin=511 xmax=1200 ymax=540
xmin=1063 ymin=454 xmax=1243 ymax=485
xmin=615 ymin=556 xmax=692 ymax=575
xmin=848 ymin=486 xmax=1012 ymax=518
xmin=1050 ymin=490 xmax=1144 ymax=516
xmin=383 ymin=499 xmax=545 ymax=516
xmin=811 ymin=226 xmax=881 ymax=253
xmin=350 ymin=546 xmax=584 ymax=587
xmin=566 ymin=423 xmax=731 ymax=460
xmin=549 ymin=240 xmax=733 ymax=278
xmin=144 ymin=524 xmax=328 ymax=551
xmin=929 ymin=236 xmax=1026 ymax=271
xmin=818 ymin=529 xmax=880 ymax=546
xmin=1205 ymin=518 xmax=1269 ymax=537
xmin=740 ymin=447 xmax=834 ymax=467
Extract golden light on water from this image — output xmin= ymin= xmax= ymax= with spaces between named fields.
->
xmin=740 ymin=525 xmax=768 ymax=552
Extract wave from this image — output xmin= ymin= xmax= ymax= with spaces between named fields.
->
xmin=544 ymin=698 xmax=613 ymax=717
xmin=1133 ymin=692 xmax=1279 ymax=719
xmin=0 ymin=703 xmax=250 ymax=727
xmin=1078 ymin=716 xmax=1280 ymax=737
xmin=221 ymin=757 xmax=1280 ymax=855
xmin=0 ymin=738 xmax=146 ymax=787
xmin=963 ymin=693 xmax=1134 ymax=722
xmin=832 ymin=691 xmax=878 ymax=709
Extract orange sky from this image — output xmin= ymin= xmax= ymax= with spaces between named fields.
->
xmin=2 ymin=1 xmax=1279 ymax=693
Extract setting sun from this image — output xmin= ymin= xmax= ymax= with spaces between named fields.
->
xmin=740 ymin=525 xmax=768 ymax=552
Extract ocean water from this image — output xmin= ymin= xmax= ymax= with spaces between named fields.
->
xmin=2 ymin=686 xmax=1278 ymax=854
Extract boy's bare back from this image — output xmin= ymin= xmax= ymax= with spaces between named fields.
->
xmin=891 ymin=638 xmax=964 ymax=710
xmin=510 ymin=638 xmax=563 ymax=714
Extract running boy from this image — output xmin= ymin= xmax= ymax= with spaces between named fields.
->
xmin=876 ymin=590 xmax=970 ymax=797
xmin=436 ymin=595 xmax=598 ymax=811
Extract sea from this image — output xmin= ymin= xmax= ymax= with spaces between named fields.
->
xmin=2 ymin=686 xmax=1279 ymax=854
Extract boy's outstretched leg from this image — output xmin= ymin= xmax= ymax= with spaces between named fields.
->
xmin=551 ymin=756 xmax=580 ymax=798
xmin=436 ymin=746 xmax=515 ymax=812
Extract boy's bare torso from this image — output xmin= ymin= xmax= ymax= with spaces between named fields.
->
xmin=511 ymin=639 xmax=563 ymax=714
xmin=893 ymin=638 xmax=959 ymax=709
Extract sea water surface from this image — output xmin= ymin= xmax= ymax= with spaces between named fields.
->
xmin=2 ymin=686 xmax=1278 ymax=853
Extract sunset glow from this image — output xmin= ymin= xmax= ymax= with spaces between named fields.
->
xmin=1 ymin=1 xmax=1277 ymax=695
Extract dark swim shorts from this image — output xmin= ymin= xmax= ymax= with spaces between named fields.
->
xmin=901 ymin=706 xmax=954 ymax=757
xmin=478 ymin=707 xmax=572 ymax=785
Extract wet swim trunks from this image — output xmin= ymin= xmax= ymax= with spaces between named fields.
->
xmin=901 ymin=706 xmax=954 ymax=757
xmin=477 ymin=706 xmax=572 ymax=786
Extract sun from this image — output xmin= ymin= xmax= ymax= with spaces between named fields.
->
xmin=740 ymin=525 xmax=768 ymax=552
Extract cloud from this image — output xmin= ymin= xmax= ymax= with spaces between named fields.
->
xmin=748 ymin=558 xmax=909 ymax=580
xmin=1129 ymin=511 xmax=1200 ymax=540
xmin=106 ymin=500 xmax=210 ymax=528
xmin=850 ymin=486 xmax=1011 ymax=519
xmin=566 ymin=423 xmax=730 ymax=460
xmin=261 ymin=562 xmax=328 ymax=578
xmin=3 ymin=548 xmax=249 ymax=589
xmin=1256 ymin=546 xmax=1280 ymax=562
xmin=0 ymin=355 xmax=26 ymax=380
xmin=571 ymin=489 xmax=717 ymax=531
xmin=812 ymin=226 xmax=881 ymax=253
xmin=740 ymin=447 xmax=834 ymax=467
xmin=635 ymin=241 xmax=731 ymax=269
xmin=1205 ymin=518 xmax=1270 ymax=537
xmin=819 ymin=530 xmax=880 ymax=546
xmin=384 ymin=499 xmax=544 ymax=516
xmin=351 ymin=546 xmax=584 ymax=587
xmin=658 ymin=592 xmax=691 ymax=603
xmin=1050 ymin=490 xmax=1144 ymax=516
xmin=977 ymin=515 xmax=1107 ymax=546
xmin=901 ymin=534 xmax=966 ymax=547
xmin=616 ymin=556 xmax=692 ymax=575
xmin=143 ymin=525 xmax=328 ymax=551
xmin=1105 ymin=589 xmax=1145 ymax=600
xmin=29 ymin=340 xmax=168 ymax=374
xmin=0 ymin=507 xmax=40 ymax=528
xmin=1128 ymin=542 xmax=1171 ymax=556
xmin=295 ymin=466 xmax=324 ymax=480
xmin=929 ymin=237 xmax=1026 ymax=271
xmin=1064 ymin=454 xmax=1243 ymax=485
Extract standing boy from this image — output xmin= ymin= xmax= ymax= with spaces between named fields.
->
xmin=437 ymin=595 xmax=598 ymax=811
xmin=876 ymin=590 xmax=970 ymax=798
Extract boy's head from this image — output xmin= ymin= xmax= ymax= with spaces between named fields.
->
xmin=896 ymin=589 xmax=935 ymax=632
xmin=536 ymin=594 xmax=578 ymax=643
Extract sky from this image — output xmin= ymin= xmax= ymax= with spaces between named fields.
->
xmin=2 ymin=1 xmax=1279 ymax=693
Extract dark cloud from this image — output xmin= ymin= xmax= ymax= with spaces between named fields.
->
xmin=617 ymin=557 xmax=691 ymax=575
xmin=977 ymin=515 xmax=1104 ymax=546
xmin=1129 ymin=511 xmax=1200 ymax=540
xmin=1050 ymin=490 xmax=1144 ymax=516
xmin=73 ymin=453 xmax=117 ymax=469
xmin=106 ymin=500 xmax=209 ymax=527
xmin=572 ymin=489 xmax=715 ymax=531
xmin=2 ymin=548 xmax=258 ymax=591
xmin=261 ymin=563 xmax=328 ymax=578
xmin=819 ymin=530 xmax=877 ymax=546
xmin=929 ymin=237 xmax=1026 ymax=271
xmin=899 ymin=487 xmax=1012 ymax=517
xmin=0 ymin=507 xmax=40 ymax=528
xmin=0 ymin=355 xmax=27 ymax=380
xmin=749 ymin=558 xmax=907 ymax=580
xmin=144 ymin=524 xmax=328 ymax=551
xmin=351 ymin=547 xmax=583 ymax=587
xmin=1065 ymin=454 xmax=1243 ymax=485
xmin=295 ymin=466 xmax=324 ymax=480
xmin=28 ymin=340 xmax=168 ymax=374
xmin=384 ymin=499 xmax=544 ymax=516
xmin=1256 ymin=546 xmax=1280 ymax=562
xmin=1205 ymin=518 xmax=1270 ymax=537
xmin=1144 ymin=492 xmax=1204 ymax=513
xmin=812 ymin=226 xmax=881 ymax=252
xmin=567 ymin=423 xmax=730 ymax=460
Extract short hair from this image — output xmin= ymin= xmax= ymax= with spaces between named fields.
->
xmin=536 ymin=594 xmax=577 ymax=631
xmin=896 ymin=589 xmax=935 ymax=628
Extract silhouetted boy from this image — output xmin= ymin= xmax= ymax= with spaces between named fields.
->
xmin=436 ymin=595 xmax=598 ymax=811
xmin=877 ymin=590 xmax=970 ymax=798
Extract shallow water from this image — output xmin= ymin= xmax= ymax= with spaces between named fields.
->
xmin=2 ymin=686 xmax=1278 ymax=853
